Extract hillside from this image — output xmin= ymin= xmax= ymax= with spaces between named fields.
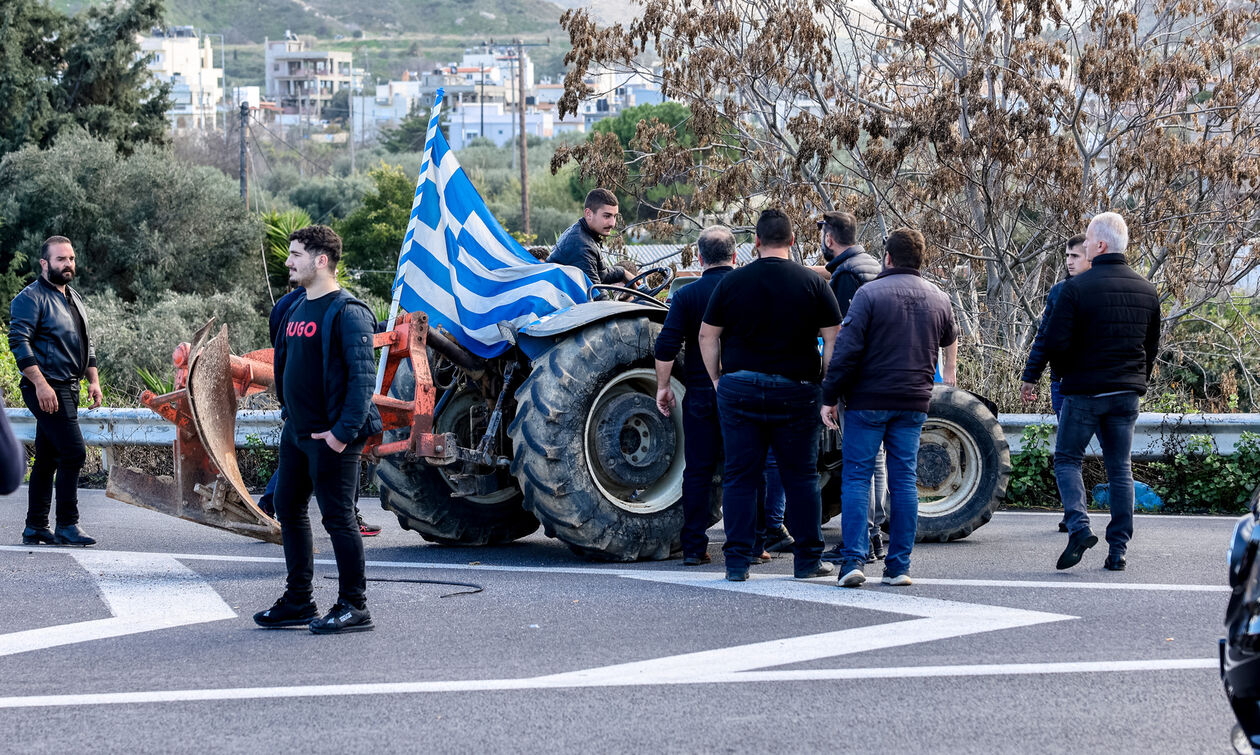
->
xmin=55 ymin=0 xmax=567 ymax=43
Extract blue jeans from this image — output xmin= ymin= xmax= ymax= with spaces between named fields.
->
xmin=680 ymin=386 xmax=723 ymax=558
xmin=1054 ymin=392 xmax=1139 ymax=555
xmin=840 ymin=409 xmax=928 ymax=576
xmin=717 ymin=372 xmax=824 ymax=572
xmin=1050 ymin=379 xmax=1064 ymax=416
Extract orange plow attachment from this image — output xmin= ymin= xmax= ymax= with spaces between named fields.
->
xmin=105 ymin=321 xmax=282 ymax=543
xmin=104 ymin=311 xmax=471 ymax=542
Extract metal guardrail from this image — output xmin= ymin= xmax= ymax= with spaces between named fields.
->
xmin=6 ymin=408 xmax=282 ymax=448
xmin=6 ymin=408 xmax=1260 ymax=457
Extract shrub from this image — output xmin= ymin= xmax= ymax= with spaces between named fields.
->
xmin=1148 ymin=432 xmax=1260 ymax=514
xmin=85 ymin=289 xmax=270 ymax=401
xmin=1006 ymin=424 xmax=1058 ymax=507
xmin=0 ymin=130 xmax=262 ymax=307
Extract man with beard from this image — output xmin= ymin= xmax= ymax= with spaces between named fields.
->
xmin=549 ymin=188 xmax=637 ymax=292
xmin=8 ymin=236 xmax=103 ymax=545
xmin=253 ymin=225 xmax=382 ymax=634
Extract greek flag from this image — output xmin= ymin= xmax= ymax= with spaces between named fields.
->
xmin=389 ymin=87 xmax=590 ymax=358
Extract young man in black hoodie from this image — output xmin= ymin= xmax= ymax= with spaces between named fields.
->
xmin=253 ymin=225 xmax=382 ymax=634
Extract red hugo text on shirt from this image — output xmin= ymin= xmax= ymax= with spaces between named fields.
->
xmin=287 ymin=320 xmax=319 ymax=338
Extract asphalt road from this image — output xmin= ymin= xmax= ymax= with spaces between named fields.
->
xmin=0 ymin=487 xmax=1240 ymax=754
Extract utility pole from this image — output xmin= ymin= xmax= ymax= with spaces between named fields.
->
xmin=511 ymin=38 xmax=548 ymax=236
xmin=479 ymin=42 xmax=487 ymax=138
xmin=239 ymin=103 xmax=249 ymax=205
xmin=348 ymin=54 xmax=356 ymax=175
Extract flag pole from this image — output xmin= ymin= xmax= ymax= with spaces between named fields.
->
xmin=375 ymin=88 xmax=446 ymax=393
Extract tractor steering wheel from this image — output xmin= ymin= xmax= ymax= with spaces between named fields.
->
xmin=621 ymin=267 xmax=674 ymax=298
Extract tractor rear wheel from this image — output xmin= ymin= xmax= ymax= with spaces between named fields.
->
xmin=818 ymin=385 xmax=1008 ymax=542
xmin=376 ymin=362 xmax=538 ymax=546
xmin=508 ymin=317 xmax=721 ymax=561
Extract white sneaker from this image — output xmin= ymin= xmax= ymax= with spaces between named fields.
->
xmin=839 ymin=567 xmax=866 ymax=588
xmin=881 ymin=573 xmax=912 ymax=586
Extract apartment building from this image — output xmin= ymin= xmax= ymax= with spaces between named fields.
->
xmin=264 ymin=36 xmax=353 ymax=115
xmin=138 ymin=26 xmax=223 ymax=131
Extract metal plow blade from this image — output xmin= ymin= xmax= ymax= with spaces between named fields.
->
xmin=106 ymin=322 xmax=282 ymax=544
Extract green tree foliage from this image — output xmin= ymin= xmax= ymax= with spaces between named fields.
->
xmin=0 ymin=130 xmax=263 ymax=307
xmin=379 ymin=103 xmax=442 ymax=154
xmin=591 ymin=102 xmax=695 ymax=151
xmin=0 ymin=0 xmax=172 ymax=158
xmin=261 ymin=208 xmax=313 ymax=296
xmin=335 ymin=163 xmax=414 ymax=298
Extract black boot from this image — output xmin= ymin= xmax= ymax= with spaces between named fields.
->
xmin=53 ymin=524 xmax=96 ymax=546
xmin=22 ymin=526 xmax=57 ymax=545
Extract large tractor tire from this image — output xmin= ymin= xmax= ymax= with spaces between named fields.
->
xmin=508 ymin=317 xmax=721 ymax=561
xmin=376 ymin=360 xmax=539 ymax=546
xmin=819 ymin=385 xmax=1008 ymax=542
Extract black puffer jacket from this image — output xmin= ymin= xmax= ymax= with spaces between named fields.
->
xmin=549 ymin=219 xmax=625 ymax=286
xmin=8 ymin=276 xmax=96 ymax=383
xmin=1044 ymin=253 xmax=1161 ymax=396
xmin=825 ymin=245 xmax=881 ymax=315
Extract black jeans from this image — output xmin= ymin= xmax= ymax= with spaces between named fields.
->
xmin=1054 ymin=392 xmax=1140 ymax=555
xmin=273 ymin=422 xmax=367 ymax=608
xmin=680 ymin=386 xmax=722 ymax=558
xmin=20 ymin=380 xmax=85 ymax=529
xmin=717 ymin=371 xmax=824 ymax=572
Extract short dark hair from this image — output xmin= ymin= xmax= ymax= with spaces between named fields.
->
xmin=820 ymin=211 xmax=857 ymax=246
xmin=584 ymin=188 xmax=618 ymax=212
xmin=41 ymin=236 xmax=72 ymax=261
xmin=289 ymin=224 xmax=343 ymax=266
xmin=1066 ymin=234 xmax=1086 ymax=251
xmin=755 ymin=209 xmax=793 ymax=247
xmin=884 ymin=227 xmax=926 ymax=269
xmin=697 ymin=226 xmax=736 ymax=265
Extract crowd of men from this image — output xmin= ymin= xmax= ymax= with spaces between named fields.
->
xmin=3 ymin=188 xmax=1161 ymax=625
xmin=651 ymin=198 xmax=1160 ymax=585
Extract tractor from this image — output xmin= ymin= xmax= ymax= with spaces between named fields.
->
xmin=108 ymin=268 xmax=1011 ymax=562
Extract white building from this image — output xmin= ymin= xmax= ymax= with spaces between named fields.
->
xmin=138 ymin=27 xmax=223 ymax=131
xmin=461 ymin=49 xmax=535 ymax=103
xmin=264 ymin=36 xmax=354 ymax=116
xmin=447 ymin=103 xmax=553 ymax=150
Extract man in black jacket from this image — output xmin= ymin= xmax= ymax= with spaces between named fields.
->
xmin=8 ymin=236 xmax=102 ymax=546
xmin=1020 ymin=233 xmax=1089 ymax=533
xmin=654 ymin=226 xmax=736 ymax=566
xmin=816 ymin=211 xmax=888 ymax=565
xmin=820 ymin=228 xmax=957 ymax=588
xmin=1044 ymin=212 xmax=1160 ymax=572
xmin=254 ymin=225 xmax=383 ymax=634
xmin=549 ymin=188 xmax=636 ymax=291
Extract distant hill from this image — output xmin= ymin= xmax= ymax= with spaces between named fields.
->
xmin=55 ymin=0 xmax=567 ymax=43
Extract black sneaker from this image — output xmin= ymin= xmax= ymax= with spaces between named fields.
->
xmin=254 ymin=595 xmax=318 ymax=628
xmin=764 ymin=525 xmax=795 ymax=553
xmin=309 ymin=600 xmax=374 ymax=634
xmin=820 ymin=544 xmax=846 ymax=563
xmin=1104 ymin=553 xmax=1127 ymax=571
xmin=1056 ymin=528 xmax=1099 ymax=570
xmin=1057 ymin=520 xmax=1068 ymax=533
xmin=870 ymin=534 xmax=887 ymax=562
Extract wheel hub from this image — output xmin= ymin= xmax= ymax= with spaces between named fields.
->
xmin=916 ymin=442 xmax=952 ymax=488
xmin=592 ymin=393 xmax=675 ymax=488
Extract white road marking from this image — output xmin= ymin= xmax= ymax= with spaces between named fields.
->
xmin=0 ymin=550 xmax=236 ymax=657
xmin=537 ymin=573 xmax=1073 ymax=685
xmin=0 ymin=547 xmax=1221 ymax=709
xmin=0 ymin=545 xmax=1229 ymax=592
xmin=0 ymin=658 xmax=1217 ymax=709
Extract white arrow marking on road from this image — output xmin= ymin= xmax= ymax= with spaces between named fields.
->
xmin=536 ymin=573 xmax=1074 ymax=686
xmin=0 ymin=550 xmax=236 ymax=657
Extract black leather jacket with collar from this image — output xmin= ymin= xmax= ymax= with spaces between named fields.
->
xmin=8 ymin=276 xmax=96 ymax=384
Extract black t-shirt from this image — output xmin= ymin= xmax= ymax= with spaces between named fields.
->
xmin=281 ymin=292 xmax=336 ymax=434
xmin=702 ymin=257 xmax=842 ymax=382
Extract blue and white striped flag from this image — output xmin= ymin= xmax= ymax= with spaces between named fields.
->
xmin=388 ymin=88 xmax=590 ymax=358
